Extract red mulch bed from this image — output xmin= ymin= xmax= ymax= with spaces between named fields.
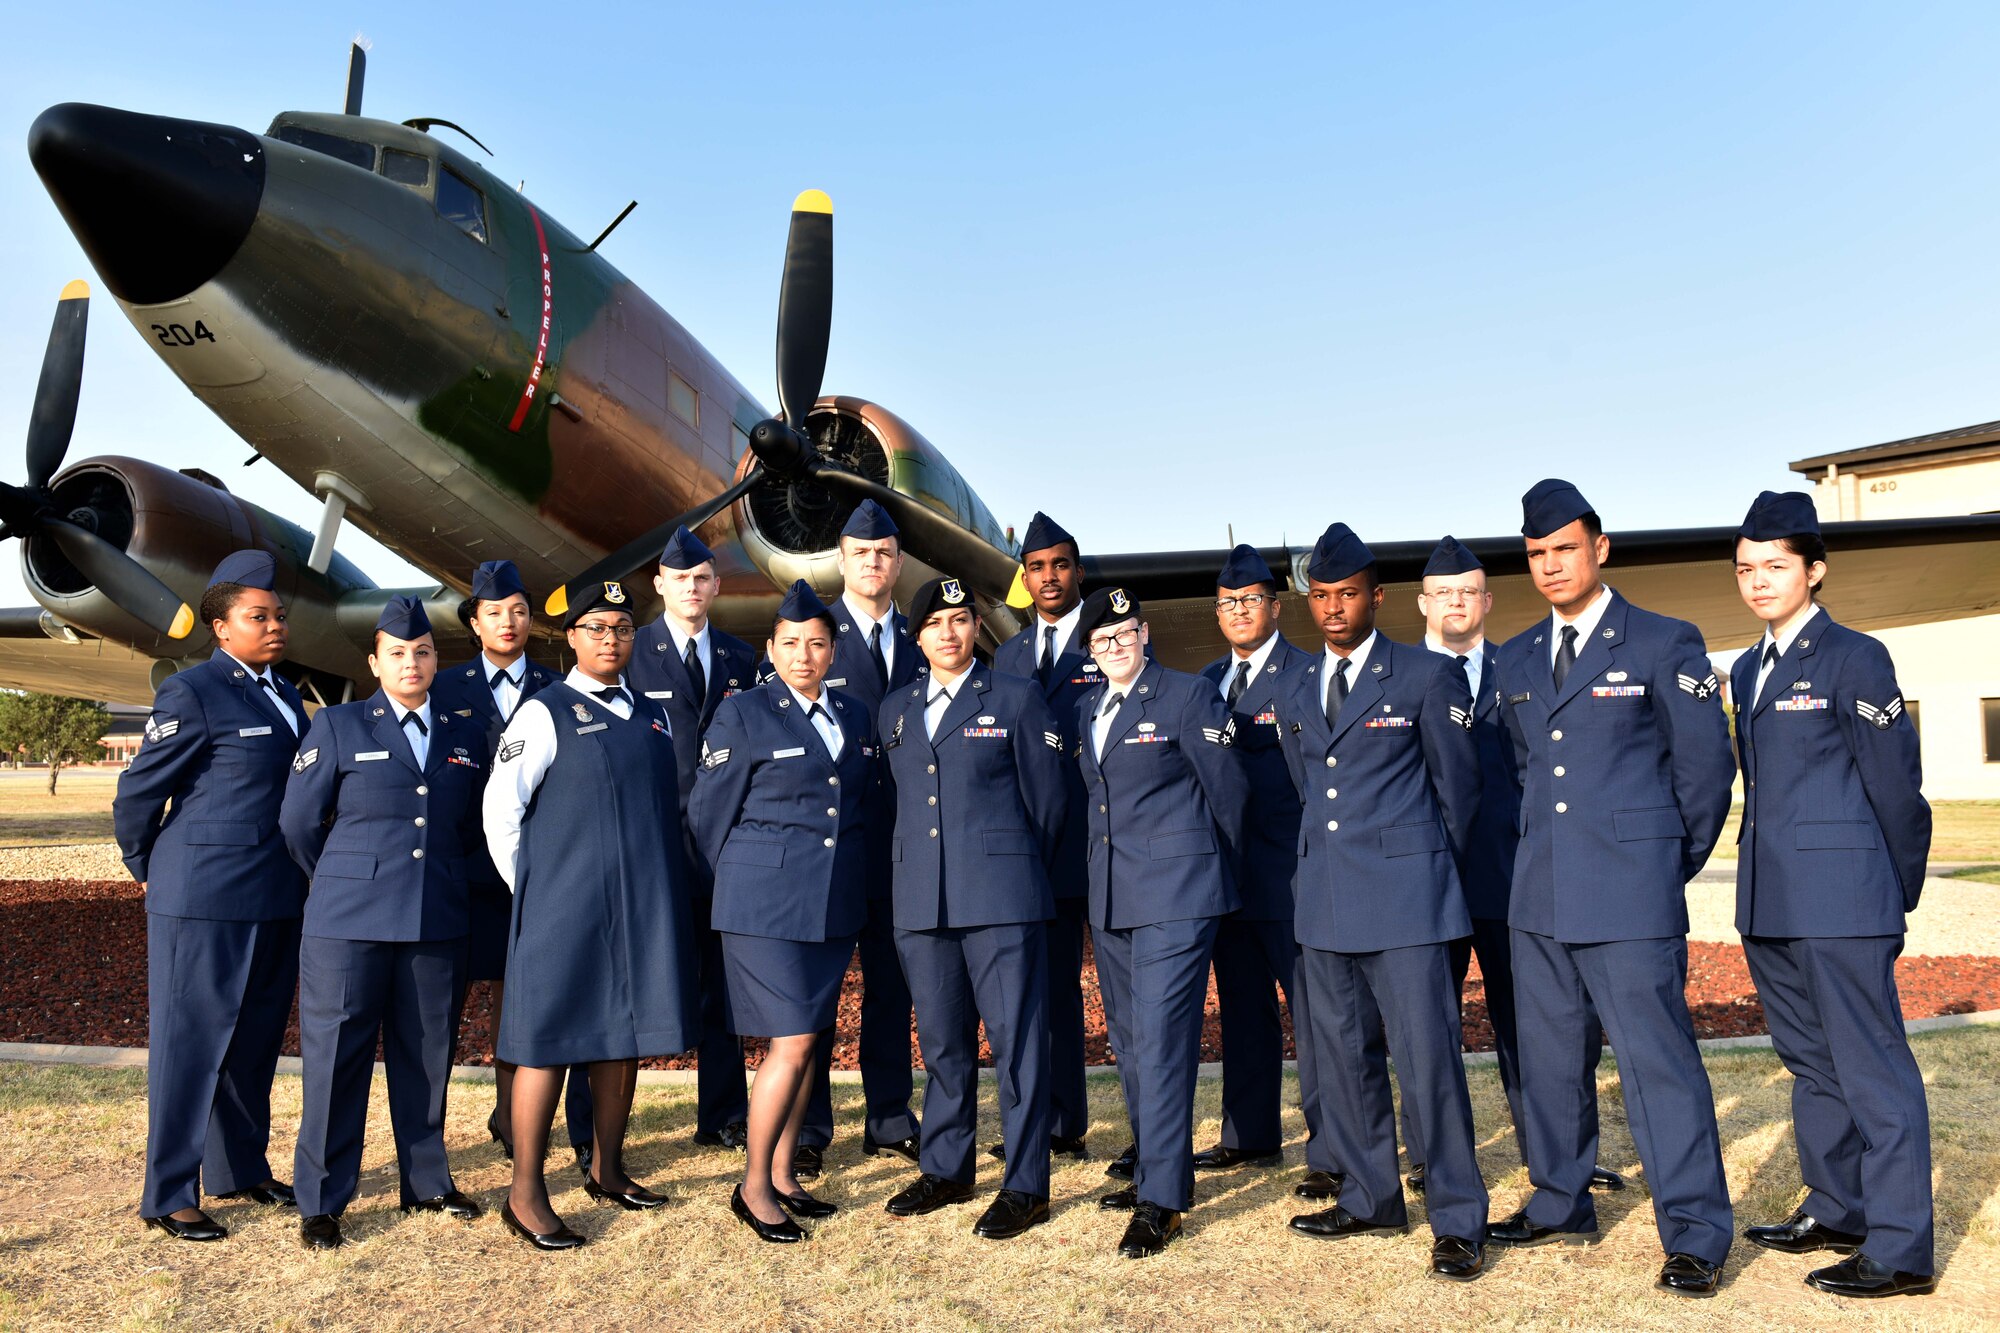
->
xmin=7 ymin=879 xmax=1999 ymax=1070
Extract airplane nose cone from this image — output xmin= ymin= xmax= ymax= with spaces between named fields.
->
xmin=29 ymin=102 xmax=265 ymax=305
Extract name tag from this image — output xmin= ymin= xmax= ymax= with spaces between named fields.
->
xmin=1774 ymin=695 xmax=1829 ymax=712
xmin=1509 ymin=691 xmax=1532 ymax=704
xmin=239 ymin=726 xmax=272 ymax=737
xmin=1592 ymin=685 xmax=1648 ymax=698
xmin=644 ymin=690 xmax=673 ymax=700
xmin=356 ymin=751 xmax=390 ymax=762
xmin=826 ymin=678 xmax=848 ymax=687
xmin=773 ymin=746 xmax=807 ymax=759
xmin=576 ymin=723 xmax=608 ymax=734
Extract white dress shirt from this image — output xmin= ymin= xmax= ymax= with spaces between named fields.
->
xmin=482 ymin=652 xmax=526 ymax=720
xmin=925 ymin=665 xmax=969 ymax=740
xmin=1549 ymin=585 xmax=1614 ymax=669
xmin=1092 ymin=680 xmax=1135 ymax=759
xmin=1321 ymin=631 xmax=1377 ymax=715
xmin=664 ymin=617 xmax=711 ymax=678
xmin=393 ymin=698 xmax=433 ymax=768
xmin=1752 ymin=612 xmax=1813 ymax=707
xmin=1037 ymin=602 xmax=1085 ymax=666
xmin=1424 ymin=634 xmax=1485 ymax=703
xmin=483 ymin=668 xmax=635 ymax=890
xmin=1219 ymin=632 xmax=1282 ymax=702
xmin=843 ymin=593 xmax=896 ymax=681
xmin=225 ymin=652 xmax=299 ymax=735
xmin=787 ymin=682 xmax=845 ymax=758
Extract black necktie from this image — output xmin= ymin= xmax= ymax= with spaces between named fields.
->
xmin=1325 ymin=658 xmax=1351 ymax=727
xmin=869 ymin=624 xmax=888 ymax=687
xmin=684 ymin=638 xmax=707 ymax=708
xmin=258 ymin=677 xmax=296 ymax=734
xmin=1100 ymin=692 xmax=1123 ymax=721
xmin=1038 ymin=625 xmax=1056 ymax=688
xmin=1755 ymin=641 xmax=1779 ymax=705
xmin=1554 ymin=625 xmax=1578 ymax=690
xmin=401 ymin=711 xmax=427 ymax=737
xmin=593 ymin=686 xmax=628 ymax=707
xmin=1454 ymin=654 xmax=1471 ymax=697
xmin=1226 ymin=660 xmax=1252 ymax=706
xmin=488 ymin=668 xmax=510 ymax=691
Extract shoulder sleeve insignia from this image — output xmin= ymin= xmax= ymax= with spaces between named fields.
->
xmin=291 ymin=747 xmax=319 ymax=774
xmin=498 ymin=739 xmax=527 ymax=763
xmin=1855 ymin=696 xmax=1904 ymax=730
xmin=1677 ymin=672 xmax=1719 ymax=699
xmin=1449 ymin=705 xmax=1474 ymax=730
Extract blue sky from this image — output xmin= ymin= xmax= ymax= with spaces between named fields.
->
xmin=2 ymin=3 xmax=1996 ymax=601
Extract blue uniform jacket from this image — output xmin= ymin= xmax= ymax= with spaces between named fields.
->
xmin=278 ymin=690 xmax=487 ymax=942
xmin=1731 ymin=607 xmax=1930 ymax=937
xmin=993 ymin=618 xmax=1103 ymax=901
xmin=1496 ymin=592 xmax=1735 ymax=944
xmin=880 ymin=669 xmax=1069 ymax=931
xmin=1276 ymin=637 xmax=1480 ymax=953
xmin=1200 ymin=635 xmax=1313 ymax=922
xmin=689 ymin=679 xmax=884 ymax=943
xmin=113 ymin=650 xmax=307 ymax=919
xmin=429 ymin=654 xmax=560 ymax=890
xmin=628 ymin=620 xmax=758 ymax=812
xmin=1458 ymin=641 xmax=1521 ymax=921
xmin=1077 ymin=661 xmax=1250 ymax=930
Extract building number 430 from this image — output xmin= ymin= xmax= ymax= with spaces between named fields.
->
xmin=150 ymin=321 xmax=217 ymax=347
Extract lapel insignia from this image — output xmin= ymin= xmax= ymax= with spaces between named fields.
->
xmin=571 ymin=702 xmax=593 ymax=722
xmin=465 ymin=667 xmax=477 ymax=677
xmin=1798 ymin=638 xmax=1811 ymax=649
xmin=1532 ymin=635 xmax=1543 ymax=646
xmin=780 ymin=697 xmax=791 ymax=708
xmin=838 ymin=622 xmax=850 ymax=633
xmin=1602 ymin=628 xmax=1615 ymax=639
xmin=232 ymin=668 xmax=245 ymax=679
xmin=373 ymin=707 xmax=385 ymax=717
xmin=656 ymin=642 xmax=669 ymax=652
xmin=1266 ymin=663 xmax=1277 ymax=674
xmin=1371 ymin=662 xmax=1383 ymax=673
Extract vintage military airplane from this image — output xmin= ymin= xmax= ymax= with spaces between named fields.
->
xmin=10 ymin=45 xmax=2000 ymax=707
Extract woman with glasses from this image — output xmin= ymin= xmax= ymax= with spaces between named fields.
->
xmin=482 ymin=580 xmax=699 ymax=1249
xmin=1728 ymin=491 xmax=1935 ymax=1299
xmin=690 ymin=581 xmax=884 ymax=1243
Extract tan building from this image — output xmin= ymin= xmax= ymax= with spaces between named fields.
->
xmin=1789 ymin=421 xmax=2000 ymax=799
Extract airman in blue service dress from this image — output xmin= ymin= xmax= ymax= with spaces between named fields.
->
xmin=1195 ymin=545 xmax=1331 ymax=1191
xmin=878 ymin=577 xmax=1068 ymax=1239
xmin=281 ymin=597 xmax=485 ymax=1249
xmin=990 ymin=511 xmax=1097 ymax=1159
xmin=628 ymin=526 xmax=758 ymax=1149
xmin=1488 ymin=479 xmax=1737 ymax=1296
xmin=115 ymin=550 xmax=306 ymax=1240
xmin=1729 ymin=491 xmax=1936 ymax=1299
xmin=1073 ymin=586 xmax=1250 ymax=1257
xmin=1274 ymin=525 xmax=1489 ymax=1280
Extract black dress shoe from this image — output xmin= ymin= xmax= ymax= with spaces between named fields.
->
xmin=792 ymin=1144 xmax=825 ymax=1180
xmin=1484 ymin=1208 xmax=1598 ymax=1247
xmin=1431 ymin=1234 xmax=1485 ymax=1281
xmin=1118 ymin=1202 xmax=1183 ymax=1258
xmin=1745 ymin=1206 xmax=1865 ymax=1254
xmin=404 ymin=1190 xmax=482 ymax=1219
xmin=501 ymin=1200 xmax=586 ymax=1250
xmin=974 ymin=1190 xmax=1050 ymax=1240
xmin=583 ymin=1175 xmax=669 ymax=1211
xmin=1804 ymin=1253 xmax=1936 ymax=1298
xmin=884 ymin=1173 xmax=974 ymax=1217
xmin=862 ymin=1130 xmax=922 ymax=1163
xmin=1590 ymin=1163 xmax=1625 ymax=1191
xmin=1407 ymin=1162 xmax=1427 ymax=1195
xmin=988 ymin=1134 xmax=1088 ymax=1161
xmin=1104 ymin=1142 xmax=1137 ymax=1181
xmin=1098 ymin=1186 xmax=1138 ymax=1212
xmin=573 ymin=1142 xmax=593 ymax=1178
xmin=487 ymin=1109 xmax=514 ymax=1162
xmin=299 ymin=1213 xmax=343 ymax=1251
xmin=778 ymin=1189 xmax=838 ymax=1220
xmin=142 ymin=1210 xmax=226 ymax=1242
xmin=1192 ymin=1143 xmax=1283 ymax=1170
xmin=1295 ymin=1170 xmax=1344 ymax=1201
xmin=730 ymin=1185 xmax=805 ymax=1244
xmin=693 ymin=1121 xmax=750 ymax=1150
xmin=1657 ymin=1252 xmax=1722 ymax=1296
xmin=1289 ymin=1205 xmax=1407 ymax=1239
xmin=219 ymin=1181 xmax=296 ymax=1207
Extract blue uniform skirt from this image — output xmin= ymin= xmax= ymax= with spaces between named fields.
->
xmin=720 ymin=932 xmax=855 ymax=1038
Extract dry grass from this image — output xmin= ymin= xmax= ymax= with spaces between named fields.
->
xmin=0 ymin=770 xmax=118 ymax=847
xmin=1712 ymin=801 xmax=2000 ymax=865
xmin=2 ymin=1030 xmax=1997 ymax=1331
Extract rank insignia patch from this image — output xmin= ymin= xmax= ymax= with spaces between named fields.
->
xmin=291 ymin=747 xmax=318 ymax=773
xmin=498 ymin=740 xmax=526 ymax=763
xmin=1677 ymin=673 xmax=1719 ymax=699
xmin=1856 ymin=696 xmax=1904 ymax=729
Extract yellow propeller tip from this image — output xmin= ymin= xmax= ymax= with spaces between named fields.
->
xmin=167 ymin=604 xmax=196 ymax=640
xmin=545 ymin=588 xmax=569 ymax=618
xmin=59 ymin=279 xmax=90 ymax=302
xmin=792 ymin=189 xmax=833 ymax=215
xmin=1005 ymin=567 xmax=1032 ymax=610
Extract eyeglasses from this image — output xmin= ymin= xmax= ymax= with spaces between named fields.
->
xmin=1215 ymin=593 xmax=1274 ymax=612
xmin=573 ymin=623 xmax=637 ymax=641
xmin=1088 ymin=627 xmax=1143 ymax=653
xmin=1423 ymin=587 xmax=1485 ymax=605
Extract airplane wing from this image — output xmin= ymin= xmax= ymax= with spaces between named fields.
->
xmin=1092 ymin=514 xmax=2000 ymax=670
xmin=0 ymin=608 xmax=161 ymax=704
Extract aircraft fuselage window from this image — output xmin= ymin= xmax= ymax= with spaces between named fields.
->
xmin=438 ymin=166 xmax=488 ymax=244
xmin=272 ymin=125 xmax=374 ymax=171
xmin=381 ymin=148 xmax=430 ymax=190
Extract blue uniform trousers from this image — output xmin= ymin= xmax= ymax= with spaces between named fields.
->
xmin=896 ymin=922 xmax=1051 ymax=1197
xmin=1047 ymin=897 xmax=1091 ymax=1140
xmin=295 ymin=937 xmax=465 ymax=1215
xmin=1212 ymin=916 xmax=1330 ymax=1171
xmin=1405 ymin=918 xmax=1539 ymax=1170
xmin=692 ymin=894 xmax=748 ymax=1133
xmin=803 ymin=895 xmax=918 ymax=1147
xmin=1301 ymin=943 xmax=1488 ymax=1239
xmin=1513 ymin=929 xmax=1732 ymax=1263
xmin=143 ymin=913 xmax=300 ymax=1217
xmin=1093 ymin=916 xmax=1218 ymax=1213
xmin=1743 ymin=935 xmax=1932 ymax=1274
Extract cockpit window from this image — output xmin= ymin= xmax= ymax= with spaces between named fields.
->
xmin=380 ymin=148 xmax=430 ymax=190
xmin=438 ymin=165 xmax=487 ymax=244
xmin=272 ymin=125 xmax=374 ymax=171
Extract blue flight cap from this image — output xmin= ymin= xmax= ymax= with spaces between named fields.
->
xmin=1423 ymin=535 xmax=1484 ymax=578
xmin=1075 ymin=586 xmax=1142 ymax=643
xmin=774 ymin=579 xmax=837 ymax=630
xmin=909 ymin=576 xmax=976 ymax=628
xmin=1216 ymin=543 xmax=1279 ymax=591
xmin=469 ymin=560 xmax=527 ymax=604
xmin=1521 ymin=479 xmax=1595 ymax=539
xmin=374 ymin=594 xmax=433 ymax=642
xmin=841 ymin=500 xmax=900 ymax=543
xmin=1305 ymin=523 xmax=1375 ymax=584
xmin=659 ymin=525 xmax=716 ymax=570
xmin=206 ymin=549 xmax=276 ymax=591
xmin=1737 ymin=490 xmax=1821 ymax=542
xmin=1020 ymin=511 xmax=1077 ymax=557
xmin=562 ymin=580 xmax=634 ymax=630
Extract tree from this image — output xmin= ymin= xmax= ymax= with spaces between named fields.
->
xmin=0 ymin=691 xmax=113 ymax=793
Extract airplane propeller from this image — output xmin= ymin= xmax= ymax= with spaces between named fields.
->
xmin=546 ymin=191 xmax=1020 ymax=618
xmin=0 ymin=282 xmax=196 ymax=639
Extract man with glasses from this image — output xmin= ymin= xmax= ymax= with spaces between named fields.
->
xmin=1193 ymin=546 xmax=1333 ymax=1201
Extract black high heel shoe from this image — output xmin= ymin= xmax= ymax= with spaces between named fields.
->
xmin=583 ymin=1174 xmax=670 ymax=1211
xmin=778 ymin=1189 xmax=838 ymax=1220
xmin=730 ymin=1185 xmax=805 ymax=1243
xmin=487 ymin=1109 xmax=514 ymax=1162
xmin=499 ymin=1200 xmax=585 ymax=1250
